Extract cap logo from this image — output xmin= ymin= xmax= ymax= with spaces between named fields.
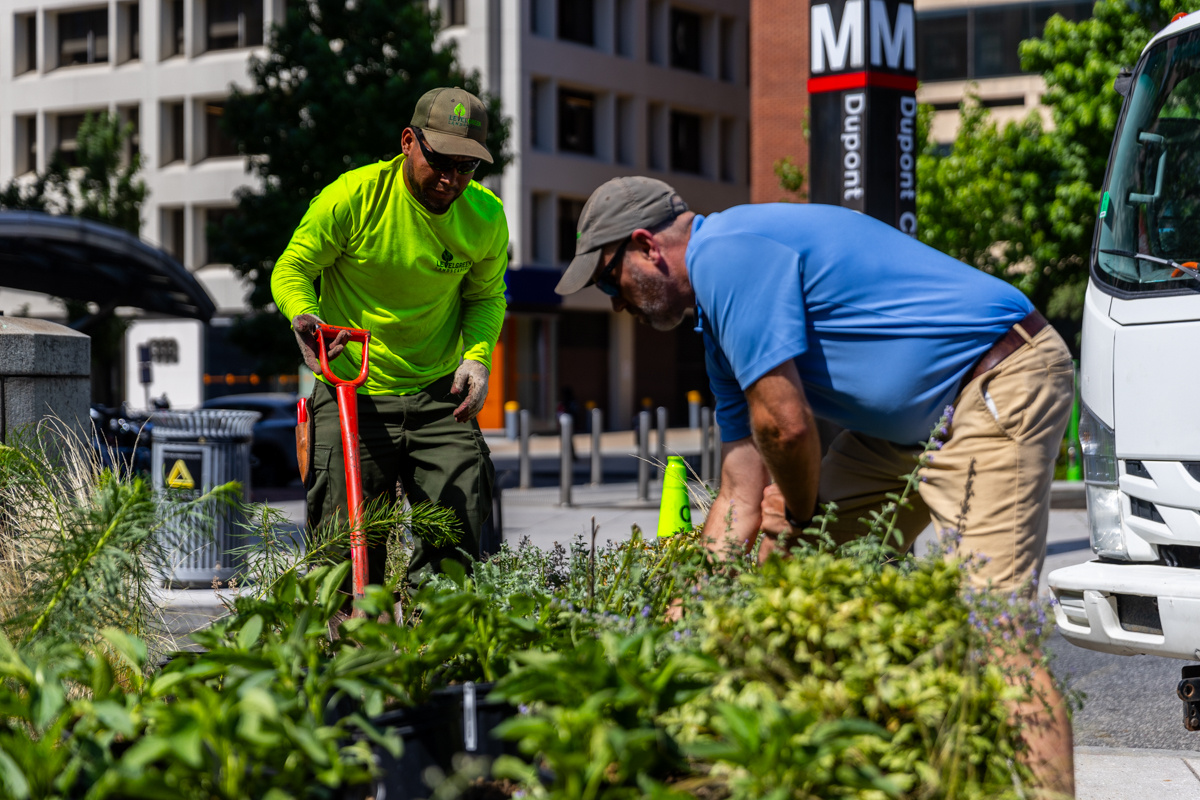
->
xmin=448 ymin=100 xmax=482 ymax=129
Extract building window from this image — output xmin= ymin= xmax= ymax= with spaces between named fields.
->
xmin=558 ymin=88 xmax=595 ymax=155
xmin=443 ymin=0 xmax=466 ymax=27
xmin=718 ymin=17 xmax=735 ymax=82
xmin=203 ymin=101 xmax=238 ymax=158
xmin=647 ymin=102 xmax=664 ymax=170
xmin=16 ymin=14 xmax=37 ymax=74
xmin=558 ymin=0 xmax=594 ymax=46
xmin=55 ymin=113 xmax=88 ymax=167
xmin=163 ymin=100 xmax=185 ymax=163
xmin=163 ymin=207 xmax=186 ymax=263
xmin=616 ymin=96 xmax=634 ymax=166
xmin=917 ymin=0 xmax=1093 ymax=82
xmin=58 ymin=9 xmax=109 ymax=67
xmin=669 ymin=8 xmax=701 ymax=72
xmin=669 ymin=111 xmax=701 ymax=174
xmin=719 ymin=117 xmax=735 ymax=183
xmin=205 ymin=0 xmax=263 ymax=51
xmin=16 ymin=116 xmax=37 ymax=174
xmin=558 ymin=198 xmax=586 ymax=264
xmin=121 ymin=2 xmax=141 ymax=61
xmin=163 ymin=0 xmax=185 ymax=57
xmin=119 ymin=105 xmax=141 ymax=162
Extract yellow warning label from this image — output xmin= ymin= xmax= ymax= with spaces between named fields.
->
xmin=166 ymin=459 xmax=195 ymax=489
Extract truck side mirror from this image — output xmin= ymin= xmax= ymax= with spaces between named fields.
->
xmin=1115 ymin=68 xmax=1133 ymax=97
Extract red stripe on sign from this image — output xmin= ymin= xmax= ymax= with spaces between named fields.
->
xmin=807 ymin=72 xmax=919 ymax=93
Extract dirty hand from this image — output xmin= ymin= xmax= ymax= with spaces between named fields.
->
xmin=292 ymin=313 xmax=350 ymax=376
xmin=451 ymin=359 xmax=490 ymax=422
xmin=759 ymin=483 xmax=794 ymax=538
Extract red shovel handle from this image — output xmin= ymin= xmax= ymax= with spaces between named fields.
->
xmin=315 ymin=324 xmax=372 ymax=615
xmin=316 ymin=324 xmax=371 ymax=387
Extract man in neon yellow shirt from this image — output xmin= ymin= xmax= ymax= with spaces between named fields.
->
xmin=271 ymin=87 xmax=507 ymax=586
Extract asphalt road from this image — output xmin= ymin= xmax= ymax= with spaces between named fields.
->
xmin=1042 ymin=510 xmax=1200 ymax=751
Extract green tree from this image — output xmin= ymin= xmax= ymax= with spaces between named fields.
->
xmin=0 ymin=113 xmax=147 ymax=406
xmin=917 ymin=0 xmax=1200 ymax=350
xmin=214 ymin=0 xmax=511 ymax=376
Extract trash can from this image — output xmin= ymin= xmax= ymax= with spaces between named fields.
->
xmin=152 ymin=409 xmax=260 ymax=587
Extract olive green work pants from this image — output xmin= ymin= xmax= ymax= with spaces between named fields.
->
xmin=306 ymin=373 xmax=494 ymax=586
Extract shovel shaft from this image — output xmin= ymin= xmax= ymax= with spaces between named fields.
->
xmin=316 ymin=324 xmax=373 ymax=607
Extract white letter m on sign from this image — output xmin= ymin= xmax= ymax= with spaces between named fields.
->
xmin=811 ymin=0 xmax=863 ymax=73
xmin=870 ymin=0 xmax=914 ymax=71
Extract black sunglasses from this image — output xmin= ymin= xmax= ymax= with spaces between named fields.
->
xmin=593 ymin=238 xmax=630 ymax=297
xmin=412 ymin=129 xmax=480 ymax=175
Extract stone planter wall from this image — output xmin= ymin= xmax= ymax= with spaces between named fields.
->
xmin=0 ymin=317 xmax=90 ymax=443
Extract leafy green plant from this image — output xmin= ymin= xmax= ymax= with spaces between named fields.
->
xmin=0 ymin=423 xmax=236 ymax=658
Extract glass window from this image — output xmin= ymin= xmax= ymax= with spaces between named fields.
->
xmin=58 ymin=9 xmax=109 ymax=67
xmin=163 ymin=101 xmax=185 ymax=163
xmin=974 ymin=5 xmax=1030 ymax=78
xmin=446 ymin=0 xmax=466 ymax=26
xmin=558 ymin=0 xmax=594 ymax=45
xmin=165 ymin=0 xmax=184 ymax=56
xmin=55 ymin=114 xmax=87 ymax=167
xmin=558 ymin=88 xmax=596 ymax=155
xmin=670 ymin=7 xmax=702 ymax=72
xmin=1095 ymin=30 xmax=1200 ymax=293
xmin=206 ymin=0 xmax=263 ymax=51
xmin=558 ymin=197 xmax=586 ymax=264
xmin=917 ymin=11 xmax=968 ymax=82
xmin=125 ymin=2 xmax=140 ymax=60
xmin=670 ymin=110 xmax=701 ymax=174
xmin=17 ymin=116 xmax=37 ymax=174
xmin=204 ymin=101 xmax=238 ymax=158
xmin=16 ymin=14 xmax=37 ymax=74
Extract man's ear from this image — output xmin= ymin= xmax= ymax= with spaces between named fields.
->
xmin=630 ymin=228 xmax=660 ymax=267
xmin=400 ymin=127 xmax=416 ymax=157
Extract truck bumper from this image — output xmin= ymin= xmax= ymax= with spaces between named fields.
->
xmin=1048 ymin=561 xmax=1200 ymax=660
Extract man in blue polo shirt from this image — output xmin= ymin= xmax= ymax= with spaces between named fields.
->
xmin=555 ymin=176 xmax=1074 ymax=797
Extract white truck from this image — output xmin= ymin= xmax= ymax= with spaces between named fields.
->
xmin=1047 ymin=10 xmax=1200 ymax=727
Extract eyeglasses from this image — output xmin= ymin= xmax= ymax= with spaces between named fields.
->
xmin=413 ymin=129 xmax=481 ymax=175
xmin=593 ymin=238 xmax=630 ymax=297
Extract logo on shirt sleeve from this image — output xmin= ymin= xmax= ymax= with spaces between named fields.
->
xmin=435 ymin=246 xmax=474 ymax=273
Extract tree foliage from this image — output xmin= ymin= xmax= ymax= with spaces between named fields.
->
xmin=0 ymin=112 xmax=146 ymax=236
xmin=215 ymin=0 xmax=511 ymax=375
xmin=917 ymin=0 xmax=1200 ymax=350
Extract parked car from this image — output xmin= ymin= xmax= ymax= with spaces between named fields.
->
xmin=202 ymin=393 xmax=299 ymax=487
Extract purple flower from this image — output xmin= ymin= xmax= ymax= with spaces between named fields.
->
xmin=641 ymin=605 xmax=651 ymax=618
xmin=944 ymin=405 xmax=955 ymax=424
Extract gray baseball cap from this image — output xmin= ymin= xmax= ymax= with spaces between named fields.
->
xmin=555 ymin=177 xmax=688 ymax=295
xmin=411 ymin=86 xmax=493 ymax=163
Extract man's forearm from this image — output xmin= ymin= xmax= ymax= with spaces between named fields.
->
xmin=702 ymin=437 xmax=771 ymax=555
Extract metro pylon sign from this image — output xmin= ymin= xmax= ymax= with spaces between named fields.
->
xmin=808 ymin=0 xmax=918 ymax=236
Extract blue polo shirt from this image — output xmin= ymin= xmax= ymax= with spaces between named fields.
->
xmin=687 ymin=205 xmax=1033 ymax=445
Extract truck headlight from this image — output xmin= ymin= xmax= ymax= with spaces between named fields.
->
xmin=1080 ymin=402 xmax=1126 ymax=559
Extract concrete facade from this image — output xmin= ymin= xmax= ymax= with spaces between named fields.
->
xmin=0 ymin=315 xmax=90 ymax=440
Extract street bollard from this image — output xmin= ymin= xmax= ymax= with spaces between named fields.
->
xmin=656 ymin=406 xmax=668 ymax=475
xmin=504 ymin=401 xmax=519 ymax=440
xmin=518 ymin=409 xmax=532 ymax=490
xmin=700 ymin=406 xmax=712 ymax=483
xmin=688 ymin=390 xmax=701 ymax=429
xmin=637 ymin=410 xmax=651 ymax=501
xmin=559 ymin=413 xmax=572 ymax=507
xmin=590 ymin=407 xmax=603 ymax=485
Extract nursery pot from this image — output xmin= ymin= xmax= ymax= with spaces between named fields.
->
xmin=359 ymin=681 xmax=519 ymax=800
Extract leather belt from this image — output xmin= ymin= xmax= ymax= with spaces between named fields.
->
xmin=966 ymin=309 xmax=1050 ymax=385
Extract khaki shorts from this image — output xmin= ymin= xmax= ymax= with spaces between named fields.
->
xmin=815 ymin=325 xmax=1074 ymax=596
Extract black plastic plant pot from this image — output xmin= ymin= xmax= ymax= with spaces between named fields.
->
xmin=359 ymin=681 xmax=520 ymax=800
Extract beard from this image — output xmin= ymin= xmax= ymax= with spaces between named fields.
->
xmin=628 ymin=266 xmax=686 ymax=331
xmin=403 ymin=158 xmax=464 ymax=214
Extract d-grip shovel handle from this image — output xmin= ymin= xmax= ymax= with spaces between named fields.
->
xmin=316 ymin=324 xmax=371 ymax=386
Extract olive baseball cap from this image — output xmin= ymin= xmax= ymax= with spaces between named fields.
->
xmin=555 ymin=177 xmax=688 ymax=295
xmin=410 ymin=86 xmax=493 ymax=163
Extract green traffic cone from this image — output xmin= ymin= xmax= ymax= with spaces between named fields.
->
xmin=657 ymin=456 xmax=693 ymax=538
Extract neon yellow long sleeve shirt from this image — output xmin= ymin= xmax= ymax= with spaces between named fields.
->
xmin=271 ymin=155 xmax=509 ymax=395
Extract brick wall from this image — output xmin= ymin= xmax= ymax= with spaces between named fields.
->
xmin=750 ymin=0 xmax=811 ymax=204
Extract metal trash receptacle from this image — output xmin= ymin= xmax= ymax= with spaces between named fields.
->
xmin=152 ymin=409 xmax=260 ymax=587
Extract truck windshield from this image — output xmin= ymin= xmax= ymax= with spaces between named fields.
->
xmin=1096 ymin=29 xmax=1200 ymax=293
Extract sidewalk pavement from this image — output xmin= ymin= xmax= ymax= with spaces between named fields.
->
xmin=167 ymin=429 xmax=1181 ymax=799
